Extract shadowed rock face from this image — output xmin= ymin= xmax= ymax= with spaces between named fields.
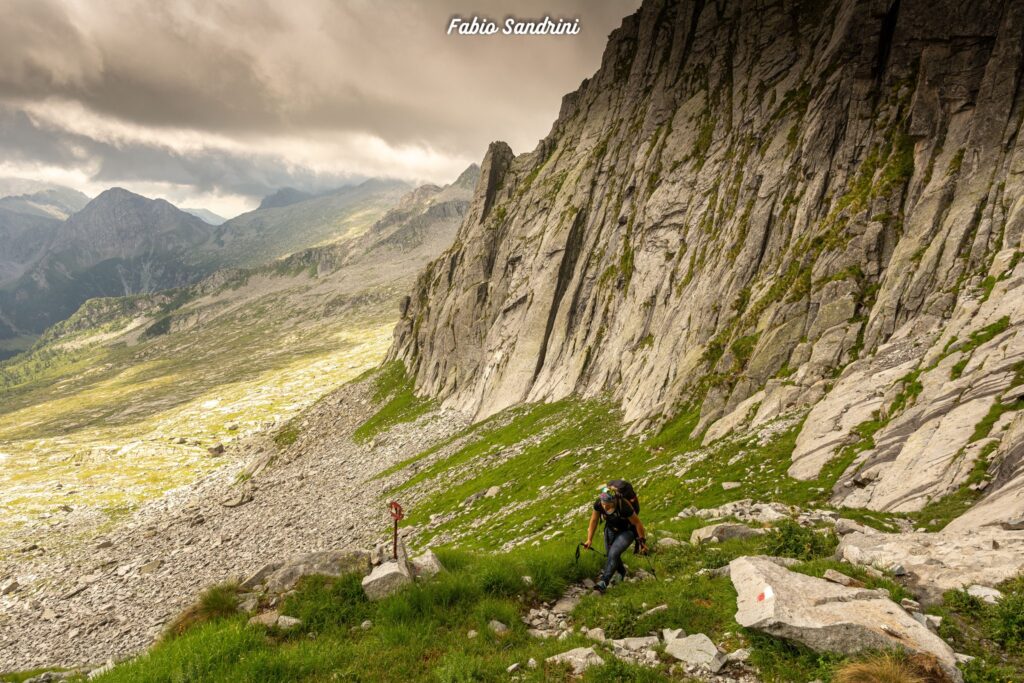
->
xmin=389 ymin=0 xmax=1024 ymax=525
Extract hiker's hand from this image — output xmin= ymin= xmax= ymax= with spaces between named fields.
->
xmin=638 ymin=540 xmax=648 ymax=555
xmin=583 ymin=540 xmax=592 ymax=550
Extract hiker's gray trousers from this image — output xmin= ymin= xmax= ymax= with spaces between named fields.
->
xmin=601 ymin=526 xmax=635 ymax=583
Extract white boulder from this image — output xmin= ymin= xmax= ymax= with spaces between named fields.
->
xmin=361 ymin=561 xmax=412 ymax=601
xmin=730 ymin=556 xmax=961 ymax=682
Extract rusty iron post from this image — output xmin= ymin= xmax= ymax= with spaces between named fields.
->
xmin=388 ymin=501 xmax=404 ymax=560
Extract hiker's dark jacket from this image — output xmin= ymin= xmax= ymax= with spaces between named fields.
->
xmin=593 ymin=498 xmax=636 ymax=533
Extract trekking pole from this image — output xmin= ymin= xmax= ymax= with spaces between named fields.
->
xmin=574 ymin=542 xmax=605 ymax=566
xmin=635 ymin=542 xmax=658 ymax=579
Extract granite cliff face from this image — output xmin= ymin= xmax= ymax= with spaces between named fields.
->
xmin=390 ymin=0 xmax=1024 ymax=525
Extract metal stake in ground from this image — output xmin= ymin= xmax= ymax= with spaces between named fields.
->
xmin=388 ymin=501 xmax=404 ymax=560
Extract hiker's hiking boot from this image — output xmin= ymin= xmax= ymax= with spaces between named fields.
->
xmin=595 ymin=580 xmax=607 ymax=593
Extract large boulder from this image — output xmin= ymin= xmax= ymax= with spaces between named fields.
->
xmin=836 ymin=528 xmax=1024 ymax=603
xmin=361 ymin=560 xmax=412 ymax=601
xmin=730 ymin=556 xmax=961 ymax=682
xmin=263 ymin=550 xmax=372 ymax=593
xmin=690 ymin=523 xmax=764 ymax=545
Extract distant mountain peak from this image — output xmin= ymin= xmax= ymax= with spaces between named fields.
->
xmin=182 ymin=208 xmax=226 ymax=225
xmin=452 ymin=163 xmax=481 ymax=189
xmin=258 ymin=187 xmax=314 ymax=210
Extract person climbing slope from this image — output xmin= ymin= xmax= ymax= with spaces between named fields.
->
xmin=583 ymin=480 xmax=647 ymax=592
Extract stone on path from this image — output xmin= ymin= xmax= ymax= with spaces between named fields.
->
xmin=663 ymin=627 xmax=684 ymax=641
xmin=138 ymin=560 xmax=162 ymax=575
xmin=823 ymin=569 xmax=864 ymax=588
xmin=834 ymin=518 xmax=874 ymax=536
xmin=640 ymin=603 xmax=668 ymax=618
xmin=488 ymin=619 xmax=509 ymax=635
xmin=612 ymin=636 xmax=659 ymax=651
xmin=551 ymin=595 xmax=578 ymax=614
xmin=730 ymin=555 xmax=961 ymax=682
xmin=664 ymin=633 xmax=725 ymax=673
xmin=545 ymin=647 xmax=604 ymax=675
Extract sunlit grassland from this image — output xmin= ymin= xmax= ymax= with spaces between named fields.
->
xmin=0 ymin=283 xmax=398 ymax=541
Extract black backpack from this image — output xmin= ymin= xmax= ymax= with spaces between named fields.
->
xmin=607 ymin=479 xmax=640 ymax=515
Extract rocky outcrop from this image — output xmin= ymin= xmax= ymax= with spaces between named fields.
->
xmin=836 ymin=528 xmax=1024 ymax=603
xmin=389 ymin=0 xmax=1024 ymax=528
xmin=246 ymin=550 xmax=372 ymax=593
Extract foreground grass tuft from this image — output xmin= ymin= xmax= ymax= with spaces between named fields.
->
xmin=163 ymin=583 xmax=241 ymax=640
xmin=833 ymin=650 xmax=953 ymax=683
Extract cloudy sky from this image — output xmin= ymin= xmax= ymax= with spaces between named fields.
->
xmin=0 ymin=0 xmax=639 ymax=217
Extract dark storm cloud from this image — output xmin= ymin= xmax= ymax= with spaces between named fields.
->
xmin=0 ymin=0 xmax=640 ymax=211
xmin=0 ymin=106 xmax=366 ymax=199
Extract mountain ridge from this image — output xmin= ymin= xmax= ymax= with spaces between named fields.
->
xmin=389 ymin=0 xmax=1024 ymax=526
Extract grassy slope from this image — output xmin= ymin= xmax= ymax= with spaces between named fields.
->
xmin=37 ymin=364 xmax=1018 ymax=682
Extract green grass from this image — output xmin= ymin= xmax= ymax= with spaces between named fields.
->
xmin=761 ymin=519 xmax=838 ymax=561
xmin=92 ymin=543 xmax=609 ymax=683
xmin=75 ymin=388 xmax=1023 ymax=683
xmin=352 ymin=361 xmax=436 ymax=443
xmin=163 ymin=583 xmax=242 ymax=639
xmin=931 ymin=577 xmax=1024 ymax=681
xmin=971 ymin=398 xmax=1024 ymax=443
xmin=89 ymin=523 xmax=883 ymax=683
xmin=273 ymin=422 xmax=301 ymax=447
xmin=86 ymin=517 xmax=964 ymax=683
xmin=381 ymin=396 xmax=908 ymax=552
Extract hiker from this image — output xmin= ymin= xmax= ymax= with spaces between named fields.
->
xmin=583 ymin=481 xmax=648 ymax=592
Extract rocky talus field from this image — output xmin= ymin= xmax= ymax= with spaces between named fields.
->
xmin=3 ymin=0 xmax=1024 ymax=681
